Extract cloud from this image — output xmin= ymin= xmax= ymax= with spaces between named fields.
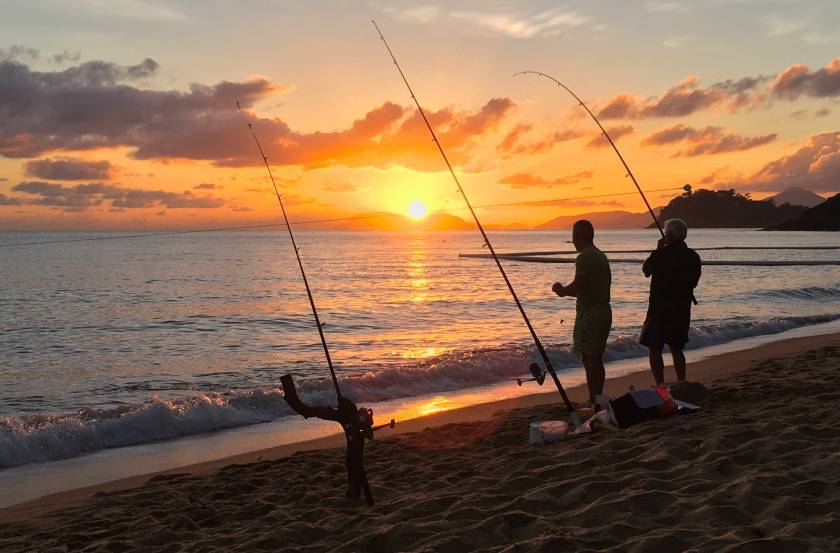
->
xmin=597 ymin=56 xmax=840 ymax=120
xmin=587 ymin=125 xmax=634 ymax=148
xmin=0 ymin=46 xmax=39 ymax=63
xmin=642 ymin=124 xmax=776 ymax=156
xmin=0 ymin=57 xmax=511 ymax=172
xmin=496 ymin=124 xmax=583 ymax=158
xmin=449 ymin=7 xmax=589 ymax=38
xmin=193 ymin=182 xmax=222 ymax=190
xmin=499 ymin=170 xmax=593 ymax=188
xmin=0 ymin=177 xmax=7 ymax=181
xmin=50 ymin=50 xmax=81 ymax=64
xmin=323 ymin=182 xmax=357 ymax=192
xmin=770 ymin=57 xmax=840 ymax=100
xmin=596 ymin=75 xmax=769 ymax=120
xmin=815 ymin=108 xmax=831 ymax=118
xmin=747 ymin=132 xmax=840 ymax=192
xmin=0 ymin=193 xmax=23 ymax=205
xmin=520 ymin=197 xmax=621 ymax=208
xmin=9 ymin=181 xmax=225 ymax=211
xmin=25 ymin=157 xmax=114 ymax=180
xmin=0 ymin=57 xmax=284 ymax=159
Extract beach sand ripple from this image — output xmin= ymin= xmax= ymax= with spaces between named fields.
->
xmin=2 ymin=346 xmax=839 ymax=552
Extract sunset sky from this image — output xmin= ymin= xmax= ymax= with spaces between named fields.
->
xmin=1 ymin=0 xmax=839 ymax=230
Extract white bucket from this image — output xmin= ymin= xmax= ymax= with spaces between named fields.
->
xmin=529 ymin=420 xmax=569 ymax=444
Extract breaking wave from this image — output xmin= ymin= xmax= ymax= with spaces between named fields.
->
xmin=2 ymin=313 xmax=838 ymax=468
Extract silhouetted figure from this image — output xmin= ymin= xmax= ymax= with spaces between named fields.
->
xmin=281 ymin=375 xmax=389 ymax=506
xmin=640 ymin=219 xmax=702 ymax=384
xmin=552 ymin=220 xmax=612 ymax=404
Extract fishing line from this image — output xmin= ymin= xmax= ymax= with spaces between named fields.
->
xmin=372 ymin=20 xmax=580 ymax=422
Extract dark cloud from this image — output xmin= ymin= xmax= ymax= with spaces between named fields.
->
xmin=25 ymin=157 xmax=114 ymax=180
xmin=50 ymin=50 xmax=81 ymax=64
xmin=193 ymin=182 xmax=222 ymax=190
xmin=815 ymin=108 xmax=831 ymax=118
xmin=0 ymin=46 xmax=39 ymax=63
xmin=498 ymin=170 xmax=593 ymax=188
xmin=9 ymin=181 xmax=225 ymax=211
xmin=0 ymin=176 xmax=7 ymax=181
xmin=0 ymin=193 xmax=22 ymax=205
xmin=790 ymin=110 xmax=809 ymax=120
xmin=587 ymin=125 xmax=634 ymax=148
xmin=771 ymin=57 xmax=840 ymax=100
xmin=0 ymin=57 xmax=511 ymax=172
xmin=0 ymin=57 xmax=282 ymax=159
xmin=642 ymin=124 xmax=776 ymax=156
xmin=747 ymin=132 xmax=840 ymax=192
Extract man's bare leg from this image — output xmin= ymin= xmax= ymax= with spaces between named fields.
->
xmin=581 ymin=353 xmax=605 ymax=404
xmin=648 ymin=347 xmax=665 ymax=385
xmin=671 ymin=348 xmax=686 ymax=381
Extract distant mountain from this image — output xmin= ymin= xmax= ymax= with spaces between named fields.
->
xmin=337 ymin=212 xmax=472 ymax=231
xmin=654 ymin=188 xmax=807 ymax=228
xmin=534 ymin=210 xmax=652 ymax=230
xmin=767 ymin=187 xmax=825 ymax=208
xmin=770 ymin=193 xmax=840 ymax=231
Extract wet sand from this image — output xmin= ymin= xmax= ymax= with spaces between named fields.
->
xmin=2 ymin=332 xmax=839 ymax=551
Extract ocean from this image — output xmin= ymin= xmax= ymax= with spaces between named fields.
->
xmin=1 ymin=229 xmax=839 ymax=503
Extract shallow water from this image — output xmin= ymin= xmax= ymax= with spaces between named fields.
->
xmin=1 ymin=229 xmax=838 ymax=468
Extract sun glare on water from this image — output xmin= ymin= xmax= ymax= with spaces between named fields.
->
xmin=407 ymin=200 xmax=428 ymax=220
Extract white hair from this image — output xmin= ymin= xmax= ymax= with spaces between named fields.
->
xmin=665 ymin=218 xmax=688 ymax=242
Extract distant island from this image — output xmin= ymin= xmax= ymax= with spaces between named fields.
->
xmin=652 ymin=188 xmax=808 ymax=229
xmin=770 ymin=193 xmax=840 ymax=231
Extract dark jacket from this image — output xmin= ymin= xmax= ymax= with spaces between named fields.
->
xmin=642 ymin=241 xmax=701 ymax=315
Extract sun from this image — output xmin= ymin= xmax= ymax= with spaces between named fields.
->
xmin=407 ymin=200 xmax=428 ymax=220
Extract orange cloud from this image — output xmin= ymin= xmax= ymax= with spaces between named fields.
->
xmin=498 ymin=170 xmax=593 ymax=188
xmin=587 ymin=125 xmax=634 ymax=148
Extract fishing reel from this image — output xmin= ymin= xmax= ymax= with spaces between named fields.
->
xmin=516 ymin=362 xmax=547 ymax=386
xmin=341 ymin=400 xmax=395 ymax=440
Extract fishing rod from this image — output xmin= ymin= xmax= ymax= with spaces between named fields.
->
xmin=237 ymin=101 xmax=341 ymax=401
xmin=237 ymin=102 xmax=391 ymax=506
xmin=514 ymin=72 xmax=668 ymax=237
xmin=515 ymin=71 xmax=701 ymax=304
xmin=514 ymin=71 xmax=666 ymax=236
xmin=372 ymin=20 xmax=580 ymax=426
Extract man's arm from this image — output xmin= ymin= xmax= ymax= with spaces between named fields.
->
xmin=642 ymin=238 xmax=667 ymax=277
xmin=553 ymin=271 xmax=585 ymax=297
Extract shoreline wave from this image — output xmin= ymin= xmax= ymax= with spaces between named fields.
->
xmin=2 ymin=313 xmax=839 ymax=468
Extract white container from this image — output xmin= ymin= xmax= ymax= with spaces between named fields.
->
xmin=529 ymin=420 xmax=569 ymax=444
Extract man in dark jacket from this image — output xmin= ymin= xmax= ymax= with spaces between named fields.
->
xmin=640 ymin=218 xmax=701 ymax=384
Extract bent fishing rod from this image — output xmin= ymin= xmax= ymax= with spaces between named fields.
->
xmin=514 ymin=71 xmax=664 ymax=235
xmin=372 ymin=21 xmax=580 ymax=424
xmin=514 ymin=71 xmax=697 ymax=304
xmin=236 ymin=101 xmax=341 ymax=401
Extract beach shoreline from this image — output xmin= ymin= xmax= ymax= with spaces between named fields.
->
xmin=4 ymin=330 xmax=838 ymax=526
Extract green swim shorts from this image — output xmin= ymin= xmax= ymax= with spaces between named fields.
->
xmin=573 ymin=303 xmax=612 ymax=356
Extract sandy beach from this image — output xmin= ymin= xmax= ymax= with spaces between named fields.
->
xmin=2 ymin=332 xmax=839 ymax=552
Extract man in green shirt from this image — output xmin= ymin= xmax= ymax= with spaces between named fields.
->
xmin=552 ymin=220 xmax=612 ymax=404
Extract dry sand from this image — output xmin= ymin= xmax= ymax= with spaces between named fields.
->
xmin=2 ymin=333 xmax=839 ymax=552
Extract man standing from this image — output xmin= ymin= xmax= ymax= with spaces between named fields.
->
xmin=640 ymin=218 xmax=701 ymax=385
xmin=552 ymin=220 xmax=612 ymax=405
